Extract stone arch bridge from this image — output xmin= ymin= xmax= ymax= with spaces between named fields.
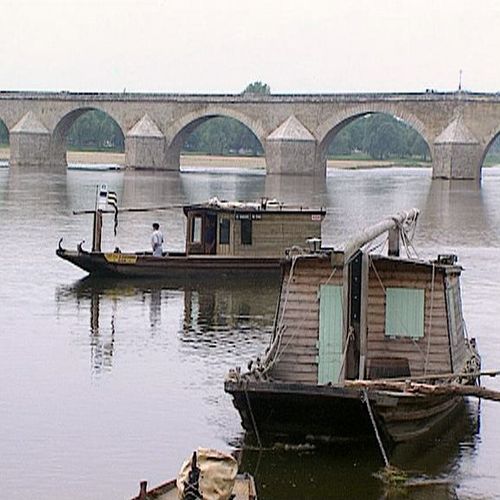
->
xmin=1 ymin=91 xmax=500 ymax=179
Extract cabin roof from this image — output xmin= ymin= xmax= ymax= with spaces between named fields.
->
xmin=370 ymin=253 xmax=463 ymax=272
xmin=282 ymin=250 xmax=463 ymax=273
xmin=182 ymin=197 xmax=326 ymax=216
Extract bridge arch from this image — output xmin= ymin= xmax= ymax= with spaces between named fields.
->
xmin=51 ymin=107 xmax=125 ymax=167
xmin=316 ymin=104 xmax=433 ymax=164
xmin=165 ymin=107 xmax=266 ymax=169
xmin=479 ymin=127 xmax=500 ymax=174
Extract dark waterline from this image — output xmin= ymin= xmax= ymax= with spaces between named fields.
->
xmin=1 ymin=166 xmax=500 ymax=499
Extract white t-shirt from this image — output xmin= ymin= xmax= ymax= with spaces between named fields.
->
xmin=151 ymin=229 xmax=164 ymax=256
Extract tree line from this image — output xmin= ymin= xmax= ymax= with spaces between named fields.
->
xmin=2 ymin=81 xmax=500 ymax=162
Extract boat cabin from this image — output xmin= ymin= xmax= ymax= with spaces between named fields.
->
xmin=182 ymin=198 xmax=326 ymax=257
xmin=268 ymin=249 xmax=471 ymax=386
xmin=238 ymin=208 xmax=476 ymax=385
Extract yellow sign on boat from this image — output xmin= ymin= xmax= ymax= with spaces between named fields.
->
xmin=104 ymin=253 xmax=138 ymax=264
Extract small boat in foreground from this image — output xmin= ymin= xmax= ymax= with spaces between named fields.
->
xmin=225 ymin=209 xmax=482 ymax=446
xmin=57 ymin=186 xmax=325 ymax=279
xmin=131 ymin=448 xmax=257 ymax=500
xmin=131 ymin=475 xmax=257 ymax=500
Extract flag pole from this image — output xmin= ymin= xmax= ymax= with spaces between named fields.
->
xmin=92 ymin=185 xmax=103 ymax=252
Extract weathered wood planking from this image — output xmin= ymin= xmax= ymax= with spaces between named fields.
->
xmin=445 ymin=272 xmax=469 ymax=372
xmin=269 ymin=254 xmax=468 ymax=384
xmin=224 ymin=213 xmax=322 ymax=257
xmin=366 ymin=259 xmax=452 ymax=376
xmin=271 ymin=259 xmax=342 ymax=384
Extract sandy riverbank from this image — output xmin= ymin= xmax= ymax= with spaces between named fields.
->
xmin=0 ymin=147 xmax=425 ymax=170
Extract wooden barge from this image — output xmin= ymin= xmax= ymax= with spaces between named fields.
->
xmin=56 ymin=193 xmax=325 ymax=278
xmin=224 ymin=209 xmax=481 ymax=446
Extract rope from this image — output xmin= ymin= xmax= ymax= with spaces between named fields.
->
xmin=263 ymin=255 xmax=300 ymax=369
xmin=267 ymin=264 xmax=338 ymax=371
xmin=337 ymin=326 xmax=355 ymax=382
xmin=244 ymin=385 xmax=262 ymax=449
xmin=362 ymin=389 xmax=389 ymax=467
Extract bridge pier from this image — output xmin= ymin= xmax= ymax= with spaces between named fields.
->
xmin=125 ymin=115 xmax=167 ymax=169
xmin=432 ymin=143 xmax=483 ymax=179
xmin=266 ymin=115 xmax=325 ymax=176
xmin=432 ymin=115 xmax=482 ymax=180
xmin=9 ymin=111 xmax=55 ymax=168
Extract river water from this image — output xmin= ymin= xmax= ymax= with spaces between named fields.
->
xmin=0 ymin=165 xmax=499 ymax=499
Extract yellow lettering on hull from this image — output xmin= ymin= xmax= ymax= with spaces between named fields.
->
xmin=104 ymin=253 xmax=138 ymax=264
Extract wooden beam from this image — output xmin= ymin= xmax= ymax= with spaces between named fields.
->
xmin=346 ymin=378 xmax=500 ymax=403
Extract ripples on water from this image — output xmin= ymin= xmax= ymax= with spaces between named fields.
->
xmin=0 ymin=165 xmax=500 ymax=499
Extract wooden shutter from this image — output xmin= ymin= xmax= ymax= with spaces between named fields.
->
xmin=385 ymin=287 xmax=424 ymax=338
xmin=318 ymin=285 xmax=343 ymax=384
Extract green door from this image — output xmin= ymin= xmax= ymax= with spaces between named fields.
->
xmin=318 ymin=285 xmax=343 ymax=384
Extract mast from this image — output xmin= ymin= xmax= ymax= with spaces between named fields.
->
xmin=341 ymin=208 xmax=419 ymax=382
xmin=92 ymin=209 xmax=103 ymax=252
xmin=91 ymin=184 xmax=109 ymax=253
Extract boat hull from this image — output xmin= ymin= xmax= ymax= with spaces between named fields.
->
xmin=224 ymin=380 xmax=465 ymax=445
xmin=56 ymin=249 xmax=282 ymax=279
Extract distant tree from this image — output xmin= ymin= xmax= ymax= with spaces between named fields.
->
xmin=0 ymin=120 xmax=8 ymax=145
xmin=67 ymin=110 xmax=124 ymax=151
xmin=243 ymin=81 xmax=271 ymax=95
xmin=408 ymin=133 xmax=430 ymax=161
xmin=328 ymin=129 xmax=350 ymax=156
xmin=366 ymin=121 xmax=400 ymax=160
xmin=489 ymin=135 xmax=500 ymax=154
xmin=327 ymin=113 xmax=430 ymax=162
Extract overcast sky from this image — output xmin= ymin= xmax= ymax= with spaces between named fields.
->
xmin=2 ymin=0 xmax=499 ymax=94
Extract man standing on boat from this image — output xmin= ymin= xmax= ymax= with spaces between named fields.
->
xmin=151 ymin=223 xmax=164 ymax=257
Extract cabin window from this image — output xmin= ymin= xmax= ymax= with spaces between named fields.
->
xmin=385 ymin=287 xmax=425 ymax=339
xmin=191 ymin=216 xmax=202 ymax=243
xmin=240 ymin=219 xmax=252 ymax=245
xmin=219 ymin=218 xmax=230 ymax=245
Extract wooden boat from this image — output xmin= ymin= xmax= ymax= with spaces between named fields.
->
xmin=224 ymin=209 xmax=481 ymax=447
xmin=131 ymin=449 xmax=257 ymax=500
xmin=56 ymin=189 xmax=325 ymax=278
xmin=131 ymin=474 xmax=257 ymax=500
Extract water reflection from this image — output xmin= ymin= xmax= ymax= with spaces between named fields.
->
xmin=89 ymin=292 xmax=116 ymax=373
xmin=6 ymin=166 xmax=69 ymax=215
xmin=419 ymin=179 xmax=497 ymax=247
xmin=2 ymin=166 xmax=500 ymax=499
xmin=264 ymin=174 xmax=327 ymax=206
xmin=121 ymin=170 xmax=187 ymax=207
xmin=237 ymin=400 xmax=480 ymax=499
xmin=55 ymin=275 xmax=280 ymax=375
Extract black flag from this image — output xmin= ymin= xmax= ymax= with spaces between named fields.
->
xmin=107 ymin=191 xmax=119 ymax=236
